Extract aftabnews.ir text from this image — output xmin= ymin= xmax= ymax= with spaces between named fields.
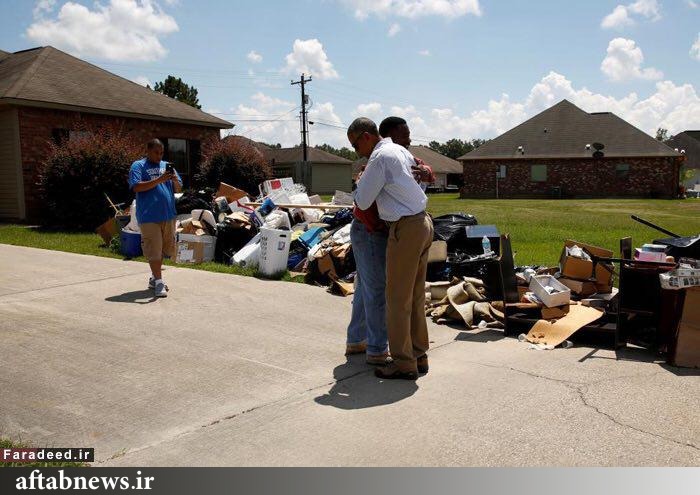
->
xmin=15 ymin=469 xmax=154 ymax=491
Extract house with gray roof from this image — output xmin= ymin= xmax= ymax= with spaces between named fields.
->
xmin=0 ymin=46 xmax=232 ymax=221
xmin=458 ymin=99 xmax=683 ymax=199
xmin=666 ymin=131 xmax=700 ymax=190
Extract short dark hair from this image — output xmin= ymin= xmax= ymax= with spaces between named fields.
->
xmin=379 ymin=116 xmax=407 ymax=137
xmin=347 ymin=118 xmax=379 ymax=137
xmin=146 ymin=138 xmax=164 ymax=150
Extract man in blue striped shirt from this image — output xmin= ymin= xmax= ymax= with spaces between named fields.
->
xmin=348 ymin=117 xmax=434 ymax=380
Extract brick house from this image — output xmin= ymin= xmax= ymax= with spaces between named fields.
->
xmin=0 ymin=46 xmax=233 ymax=221
xmin=459 ymin=100 xmax=683 ymax=199
xmin=352 ymin=145 xmax=462 ymax=191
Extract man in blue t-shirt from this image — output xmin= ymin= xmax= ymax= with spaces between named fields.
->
xmin=128 ymin=138 xmax=182 ymax=297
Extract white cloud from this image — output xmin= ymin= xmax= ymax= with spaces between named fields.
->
xmin=601 ymin=38 xmax=663 ymax=81
xmin=418 ymin=49 xmax=431 ymax=56
xmin=342 ymin=0 xmax=482 ymax=20
xmin=247 ymin=50 xmax=263 ymax=63
xmin=352 ymin=72 xmax=700 ymax=144
xmin=26 ymin=0 xmax=178 ymax=62
xmin=283 ymin=39 xmax=339 ymax=79
xmin=687 ymin=0 xmax=698 ymax=8
xmin=132 ymin=75 xmax=151 ymax=87
xmin=388 ymin=23 xmax=401 ymax=37
xmin=692 ymin=34 xmax=700 ymax=60
xmin=33 ymin=0 xmax=57 ymax=17
xmin=353 ymin=102 xmax=384 ymax=121
xmin=601 ymin=0 xmax=661 ymax=29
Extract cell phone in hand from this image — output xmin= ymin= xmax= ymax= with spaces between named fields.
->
xmin=165 ymin=163 xmax=174 ymax=174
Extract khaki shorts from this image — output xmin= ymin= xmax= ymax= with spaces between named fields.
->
xmin=140 ymin=220 xmax=176 ymax=262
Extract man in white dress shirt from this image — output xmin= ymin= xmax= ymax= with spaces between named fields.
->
xmin=348 ymin=117 xmax=434 ymax=380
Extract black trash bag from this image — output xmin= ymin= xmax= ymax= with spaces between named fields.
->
xmin=176 ymin=191 xmax=212 ymax=215
xmin=432 ymin=213 xmax=478 ymax=250
xmin=214 ymin=221 xmax=256 ymax=264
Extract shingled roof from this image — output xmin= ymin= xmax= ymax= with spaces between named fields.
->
xmin=0 ymin=46 xmax=232 ymax=128
xmin=459 ymin=99 xmax=679 ymax=161
xmin=266 ymin=147 xmax=352 ymax=165
xmin=352 ymin=144 xmax=461 ymax=175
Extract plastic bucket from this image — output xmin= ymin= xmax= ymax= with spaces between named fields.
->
xmin=259 ymin=227 xmax=291 ymax=277
xmin=120 ymin=229 xmax=142 ymax=258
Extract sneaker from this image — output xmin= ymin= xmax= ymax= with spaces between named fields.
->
xmin=148 ymin=276 xmax=155 ymax=289
xmin=154 ymin=281 xmax=168 ymax=298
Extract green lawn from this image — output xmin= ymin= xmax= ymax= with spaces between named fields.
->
xmin=427 ymin=195 xmax=700 ymax=265
xmin=1 ymin=197 xmax=699 ymax=269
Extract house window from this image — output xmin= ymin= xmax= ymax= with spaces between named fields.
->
xmin=531 ymin=164 xmax=547 ymax=182
xmin=616 ymin=163 xmax=630 ymax=178
xmin=159 ymin=138 xmax=201 ymax=188
xmin=497 ymin=164 xmax=507 ymax=179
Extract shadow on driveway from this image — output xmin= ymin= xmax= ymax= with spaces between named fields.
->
xmin=105 ymin=289 xmax=158 ymax=305
xmin=314 ymin=359 xmax=418 ymax=410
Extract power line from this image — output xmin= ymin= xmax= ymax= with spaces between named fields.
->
xmin=291 ymin=74 xmax=312 ymax=162
xmin=239 ymin=106 xmax=300 ymax=138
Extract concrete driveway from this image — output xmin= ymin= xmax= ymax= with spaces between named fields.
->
xmin=0 ymin=244 xmax=698 ymax=466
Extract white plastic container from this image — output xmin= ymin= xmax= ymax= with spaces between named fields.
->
xmin=232 ymin=234 xmax=261 ymax=267
xmin=259 ymin=227 xmax=291 ymax=277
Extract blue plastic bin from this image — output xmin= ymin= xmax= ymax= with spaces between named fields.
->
xmin=120 ymin=229 xmax=142 ymax=258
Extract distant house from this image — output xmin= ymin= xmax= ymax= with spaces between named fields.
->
xmin=223 ymin=136 xmax=353 ymax=194
xmin=666 ymin=131 xmax=700 ymax=190
xmin=352 ymin=145 xmax=462 ymax=191
xmin=0 ymin=46 xmax=233 ymax=221
xmin=458 ymin=100 xmax=683 ymax=199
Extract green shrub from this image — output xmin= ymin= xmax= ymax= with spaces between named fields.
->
xmin=195 ymin=137 xmax=272 ymax=197
xmin=38 ymin=124 xmax=142 ymax=230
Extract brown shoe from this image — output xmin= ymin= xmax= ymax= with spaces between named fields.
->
xmin=374 ymin=363 xmax=418 ymax=381
xmin=345 ymin=342 xmax=367 ymax=356
xmin=417 ymin=355 xmax=429 ymax=374
xmin=366 ymin=353 xmax=392 ymax=366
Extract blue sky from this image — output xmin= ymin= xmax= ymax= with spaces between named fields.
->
xmin=2 ymin=0 xmax=699 ymax=147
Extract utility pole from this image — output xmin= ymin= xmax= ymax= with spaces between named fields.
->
xmin=291 ymin=73 xmax=312 ymax=162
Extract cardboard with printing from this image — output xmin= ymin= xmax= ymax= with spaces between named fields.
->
xmin=176 ymin=233 xmax=216 ymax=264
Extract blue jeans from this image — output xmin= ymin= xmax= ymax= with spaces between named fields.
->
xmin=346 ymin=219 xmax=389 ymax=356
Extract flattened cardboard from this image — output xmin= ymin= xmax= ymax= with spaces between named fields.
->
xmin=96 ymin=218 xmax=118 ymax=245
xmin=681 ymin=287 xmax=700 ymax=326
xmin=526 ymin=304 xmax=604 ymax=347
xmin=216 ymin=182 xmax=247 ymax=203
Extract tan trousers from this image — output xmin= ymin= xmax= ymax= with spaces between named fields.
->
xmin=386 ymin=212 xmax=434 ymax=372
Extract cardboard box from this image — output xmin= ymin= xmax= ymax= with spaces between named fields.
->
xmin=557 ymin=277 xmax=597 ymax=297
xmin=669 ymin=287 xmax=700 ymax=368
xmin=541 ymin=304 xmax=570 ymax=320
xmin=559 ymin=240 xmax=614 ymax=292
xmin=95 ymin=218 xmax=118 ymax=245
xmin=216 ymin=182 xmax=248 ymax=203
xmin=529 ymin=275 xmax=571 ymax=308
xmin=175 ymin=233 xmax=216 ymax=264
